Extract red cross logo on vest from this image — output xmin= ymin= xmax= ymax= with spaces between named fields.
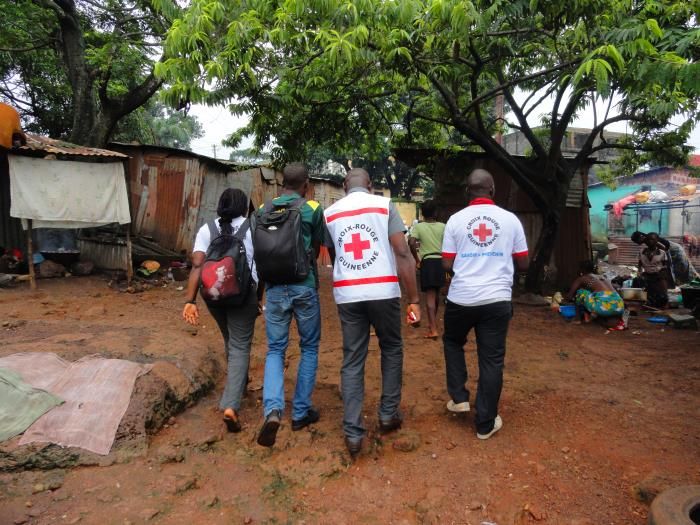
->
xmin=473 ymin=223 xmax=493 ymax=242
xmin=344 ymin=233 xmax=371 ymax=260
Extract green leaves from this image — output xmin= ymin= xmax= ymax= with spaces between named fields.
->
xmin=155 ymin=0 xmax=697 ymax=177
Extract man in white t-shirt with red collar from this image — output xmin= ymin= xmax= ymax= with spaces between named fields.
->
xmin=441 ymin=169 xmax=529 ymax=440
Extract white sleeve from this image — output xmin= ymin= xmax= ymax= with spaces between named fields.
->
xmin=512 ymin=217 xmax=528 ymax=255
xmin=244 ymin=229 xmax=258 ymax=283
xmin=192 ymin=223 xmax=211 ymax=254
xmin=441 ymin=218 xmax=457 ymax=256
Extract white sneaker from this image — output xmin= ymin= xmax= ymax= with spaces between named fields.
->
xmin=446 ymin=400 xmax=470 ymax=413
xmin=476 ymin=415 xmax=503 ymax=440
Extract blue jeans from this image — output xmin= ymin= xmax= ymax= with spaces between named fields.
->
xmin=262 ymin=284 xmax=321 ymax=420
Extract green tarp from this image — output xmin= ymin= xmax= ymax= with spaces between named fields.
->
xmin=0 ymin=367 xmax=63 ymax=442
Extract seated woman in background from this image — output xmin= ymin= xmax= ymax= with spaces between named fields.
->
xmin=566 ymin=260 xmax=625 ymax=329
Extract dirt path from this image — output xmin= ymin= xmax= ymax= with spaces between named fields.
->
xmin=1 ymin=271 xmax=698 ymax=524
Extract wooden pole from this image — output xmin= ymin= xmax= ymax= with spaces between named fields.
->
xmin=125 ymin=224 xmax=133 ymax=284
xmin=27 ymin=219 xmax=36 ymax=290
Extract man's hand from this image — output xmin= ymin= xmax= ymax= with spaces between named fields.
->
xmin=406 ymin=303 xmax=421 ymax=326
xmin=183 ymin=303 xmax=199 ymax=325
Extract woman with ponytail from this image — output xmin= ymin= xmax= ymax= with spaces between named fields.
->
xmin=182 ymin=188 xmax=262 ymax=433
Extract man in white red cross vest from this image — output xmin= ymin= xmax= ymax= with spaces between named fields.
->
xmin=441 ymin=169 xmax=529 ymax=440
xmin=324 ymin=168 xmax=421 ymax=457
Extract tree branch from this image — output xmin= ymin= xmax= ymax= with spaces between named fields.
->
xmin=462 ymin=59 xmax=581 ymax=117
xmin=574 ymin=113 xmax=642 ymax=164
xmin=523 ymin=81 xmax=560 ymax=119
xmin=495 ymin=68 xmax=548 ymax=159
xmin=0 ymin=42 xmax=52 ymax=52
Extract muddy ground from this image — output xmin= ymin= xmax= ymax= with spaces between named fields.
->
xmin=0 ymin=269 xmax=698 ymax=524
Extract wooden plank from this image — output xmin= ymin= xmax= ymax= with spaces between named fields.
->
xmin=27 ymin=219 xmax=36 ymax=290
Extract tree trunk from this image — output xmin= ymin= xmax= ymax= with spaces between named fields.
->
xmin=524 ymin=210 xmax=560 ymax=294
xmin=401 ymin=167 xmax=420 ymax=200
xmin=52 ymin=0 xmax=97 ymax=145
xmin=88 ymin=115 xmax=119 ymax=148
xmin=49 ymin=0 xmax=163 ymax=147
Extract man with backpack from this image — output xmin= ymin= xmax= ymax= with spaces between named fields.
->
xmin=253 ymin=162 xmax=325 ymax=447
xmin=324 ymin=168 xmax=421 ymax=457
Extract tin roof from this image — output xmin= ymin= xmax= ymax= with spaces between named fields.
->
xmin=109 ymin=142 xmax=233 ymax=171
xmin=18 ymin=134 xmax=127 ymax=159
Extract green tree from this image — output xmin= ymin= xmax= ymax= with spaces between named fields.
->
xmin=157 ymin=0 xmax=700 ymax=290
xmin=0 ymin=0 xmax=179 ymax=147
xmin=112 ymin=101 xmax=204 ymax=149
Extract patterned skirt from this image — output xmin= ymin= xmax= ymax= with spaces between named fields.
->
xmin=575 ymin=290 xmax=625 ymax=317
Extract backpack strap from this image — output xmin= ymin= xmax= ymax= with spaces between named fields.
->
xmin=290 ymin=197 xmax=307 ymax=210
xmin=207 ymin=219 xmax=219 ymax=241
xmin=233 ymin=218 xmax=250 ymax=241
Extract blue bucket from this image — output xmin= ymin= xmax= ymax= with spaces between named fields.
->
xmin=559 ymin=305 xmax=576 ymax=319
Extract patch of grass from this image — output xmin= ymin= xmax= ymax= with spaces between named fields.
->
xmin=262 ymin=469 xmax=295 ymax=504
xmin=558 ymin=350 xmax=569 ymax=360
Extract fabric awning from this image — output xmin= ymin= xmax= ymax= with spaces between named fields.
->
xmin=9 ymin=155 xmax=131 ymax=229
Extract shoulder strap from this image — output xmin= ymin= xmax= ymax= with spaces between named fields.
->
xmin=207 ymin=219 xmax=219 ymax=240
xmin=233 ymin=218 xmax=250 ymax=241
xmin=290 ymin=197 xmax=307 ymax=210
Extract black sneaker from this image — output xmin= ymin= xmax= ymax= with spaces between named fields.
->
xmin=257 ymin=409 xmax=282 ymax=447
xmin=291 ymin=407 xmax=320 ymax=431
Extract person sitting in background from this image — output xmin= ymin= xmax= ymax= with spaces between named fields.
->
xmin=409 ymin=200 xmax=446 ymax=339
xmin=565 ymin=260 xmax=625 ymax=329
xmin=638 ymin=232 xmax=669 ymax=308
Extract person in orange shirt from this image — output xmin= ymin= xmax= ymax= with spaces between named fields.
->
xmin=0 ymin=102 xmax=27 ymax=149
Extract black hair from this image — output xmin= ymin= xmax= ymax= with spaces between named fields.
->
xmin=631 ymin=231 xmax=645 ymax=244
xmin=579 ymin=260 xmax=597 ymax=274
xmin=421 ymin=199 xmax=437 ymax=219
xmin=217 ymin=188 xmax=249 ymax=234
xmin=283 ymin=162 xmax=309 ymax=191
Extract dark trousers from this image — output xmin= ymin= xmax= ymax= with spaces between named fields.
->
xmin=207 ymin=286 xmax=259 ymax=411
xmin=443 ymin=300 xmax=512 ymax=434
xmin=337 ymin=298 xmax=403 ymax=441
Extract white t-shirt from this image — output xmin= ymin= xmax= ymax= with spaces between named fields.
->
xmin=442 ymin=202 xmax=527 ymax=306
xmin=193 ymin=216 xmax=258 ymax=284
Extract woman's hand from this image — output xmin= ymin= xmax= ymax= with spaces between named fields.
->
xmin=183 ymin=303 xmax=199 ymax=325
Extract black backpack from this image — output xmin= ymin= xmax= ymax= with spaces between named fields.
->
xmin=199 ymin=219 xmax=252 ymax=306
xmin=251 ymin=198 xmax=311 ymax=284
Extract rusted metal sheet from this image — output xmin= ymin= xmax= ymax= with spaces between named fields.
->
xmin=77 ymin=238 xmax=128 ymax=271
xmin=555 ymin=206 xmax=593 ymax=285
xmin=176 ymin=159 xmax=205 ymax=253
xmin=308 ymin=178 xmax=344 ymax=209
xmin=111 ymin=143 xmax=279 ymax=255
xmin=20 ymin=134 xmax=126 ymax=158
xmin=152 ymin=157 xmax=186 ymax=251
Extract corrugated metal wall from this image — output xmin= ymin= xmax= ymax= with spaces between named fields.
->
xmin=77 ymin=238 xmax=128 ymax=271
xmin=123 ymin=149 xmax=213 ymax=254
xmin=199 ymin=167 xmax=280 ymax=237
xmin=307 ymin=179 xmax=344 ymax=209
xmin=0 ymin=151 xmax=24 ymax=250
